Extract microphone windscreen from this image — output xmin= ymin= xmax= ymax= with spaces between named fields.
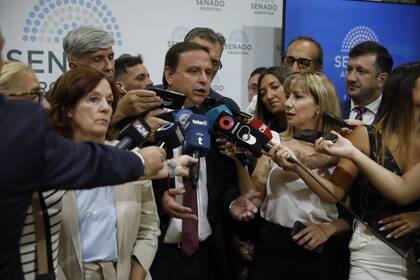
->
xmin=117 ymin=118 xmax=151 ymax=150
xmin=206 ymin=105 xmax=232 ymax=131
xmin=183 ymin=114 xmax=211 ymax=156
xmin=249 ymin=119 xmax=272 ymax=140
xmin=155 ymin=122 xmax=185 ymax=149
xmin=173 ymin=108 xmax=193 ymax=128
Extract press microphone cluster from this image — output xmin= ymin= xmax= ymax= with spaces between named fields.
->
xmin=207 ymin=105 xmax=274 ymax=158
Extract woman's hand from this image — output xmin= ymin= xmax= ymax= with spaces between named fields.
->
xmin=378 ymin=211 xmax=420 ymax=238
xmin=292 ymin=223 xmax=331 ymax=251
xmin=314 ymin=130 xmax=357 ymax=159
xmin=268 ymin=144 xmax=297 ymax=171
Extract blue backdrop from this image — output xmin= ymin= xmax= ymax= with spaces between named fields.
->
xmin=283 ymin=0 xmax=420 ymax=101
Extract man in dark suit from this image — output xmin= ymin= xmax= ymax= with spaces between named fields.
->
xmin=0 ymin=29 xmax=169 ymax=279
xmin=341 ymin=41 xmax=392 ymax=125
xmin=150 ymin=42 xmax=256 ymax=280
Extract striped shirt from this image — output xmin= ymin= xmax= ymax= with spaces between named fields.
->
xmin=19 ymin=190 xmax=64 ymax=279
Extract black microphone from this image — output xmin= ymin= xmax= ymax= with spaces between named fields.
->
xmin=182 ymin=114 xmax=211 ymax=186
xmin=154 ymin=122 xmax=185 ymax=150
xmin=116 ymin=117 xmax=151 ymax=150
xmin=208 ymin=110 xmax=269 ymax=157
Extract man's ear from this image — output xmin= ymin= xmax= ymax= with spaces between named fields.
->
xmin=316 ymin=64 xmax=323 ymax=73
xmin=377 ymin=72 xmax=389 ymax=89
xmin=164 ymin=66 xmax=175 ymax=87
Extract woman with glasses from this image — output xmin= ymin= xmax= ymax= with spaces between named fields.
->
xmin=0 ymin=61 xmax=50 ymax=111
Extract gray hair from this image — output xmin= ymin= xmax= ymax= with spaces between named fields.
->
xmin=184 ymin=27 xmax=225 ymax=48
xmin=63 ymin=26 xmax=114 ymax=59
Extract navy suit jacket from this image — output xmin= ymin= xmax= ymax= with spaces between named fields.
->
xmin=0 ymin=95 xmax=144 ymax=279
xmin=340 ymin=99 xmax=351 ymax=119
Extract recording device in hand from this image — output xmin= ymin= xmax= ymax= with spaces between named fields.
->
xmin=323 ymin=112 xmax=353 ymax=128
xmin=116 ymin=117 xmax=151 ymax=150
xmin=154 ymin=122 xmax=185 ymax=150
xmin=291 ymin=221 xmax=324 ymax=254
xmin=182 ymin=114 xmax=211 ymax=186
xmin=146 ymin=86 xmax=186 ymax=110
xmin=293 ymin=129 xmax=338 ymax=144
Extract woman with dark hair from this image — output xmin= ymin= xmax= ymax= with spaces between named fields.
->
xmin=273 ymin=63 xmax=420 ymax=279
xmin=254 ymin=66 xmax=291 ymax=132
xmin=50 ymin=68 xmax=161 ymax=280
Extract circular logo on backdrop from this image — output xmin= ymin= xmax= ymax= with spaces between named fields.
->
xmin=224 ymin=29 xmax=253 ymax=55
xmin=167 ymin=26 xmax=189 ymax=48
xmin=341 ymin=26 xmax=379 ymax=53
xmin=211 ymin=74 xmax=224 ymax=93
xmin=22 ymin=0 xmax=122 ymax=45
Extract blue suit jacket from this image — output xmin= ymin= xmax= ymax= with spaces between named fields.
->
xmin=340 ymin=99 xmax=351 ymax=119
xmin=0 ymin=95 xmax=145 ymax=279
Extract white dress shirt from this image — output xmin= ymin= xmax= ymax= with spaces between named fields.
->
xmin=349 ymin=95 xmax=382 ymax=125
xmin=164 ymin=147 xmax=212 ymax=243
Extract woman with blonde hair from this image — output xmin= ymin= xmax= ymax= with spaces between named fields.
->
xmin=224 ymin=72 xmax=349 ymax=279
xmin=0 ymin=61 xmax=50 ymax=111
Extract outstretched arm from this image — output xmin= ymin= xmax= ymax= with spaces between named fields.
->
xmin=316 ymin=131 xmax=420 ymax=205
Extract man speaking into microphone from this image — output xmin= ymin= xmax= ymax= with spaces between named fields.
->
xmin=150 ymin=42 xmax=256 ymax=280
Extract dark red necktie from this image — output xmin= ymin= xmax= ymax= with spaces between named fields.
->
xmin=181 ymin=177 xmax=198 ymax=256
xmin=354 ymin=106 xmax=367 ymax=121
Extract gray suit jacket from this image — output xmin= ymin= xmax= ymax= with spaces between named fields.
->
xmin=58 ymin=180 xmax=160 ymax=280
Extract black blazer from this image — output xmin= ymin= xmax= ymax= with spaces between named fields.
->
xmin=152 ymin=105 xmax=239 ymax=280
xmin=0 ymin=96 xmax=145 ymax=279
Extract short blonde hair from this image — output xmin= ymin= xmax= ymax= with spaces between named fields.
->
xmin=283 ymin=73 xmax=341 ymax=138
xmin=0 ymin=61 xmax=33 ymax=95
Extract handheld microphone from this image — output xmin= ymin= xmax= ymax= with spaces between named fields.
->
xmin=116 ymin=117 xmax=151 ymax=150
xmin=202 ymin=97 xmax=252 ymax=120
xmin=173 ymin=108 xmax=193 ymax=128
xmin=182 ymin=114 xmax=211 ymax=186
xmin=154 ymin=122 xmax=185 ymax=150
xmin=211 ymin=111 xmax=269 ymax=157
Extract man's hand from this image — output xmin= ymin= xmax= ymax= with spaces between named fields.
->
xmin=162 ymin=188 xmax=197 ymax=220
xmin=139 ymin=146 xmax=166 ymax=177
xmin=144 ymin=108 xmax=169 ymax=138
xmin=378 ymin=211 xmax=420 ymax=238
xmin=111 ymin=89 xmax=161 ymax=125
xmin=230 ymin=191 xmax=260 ymax=222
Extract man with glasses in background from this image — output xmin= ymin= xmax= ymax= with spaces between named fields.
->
xmin=283 ymin=36 xmax=323 ymax=74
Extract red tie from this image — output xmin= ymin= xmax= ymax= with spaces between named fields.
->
xmin=354 ymin=106 xmax=367 ymax=121
xmin=182 ymin=177 xmax=199 ymax=256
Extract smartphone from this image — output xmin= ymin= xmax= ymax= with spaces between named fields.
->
xmin=293 ymin=129 xmax=338 ymax=144
xmin=147 ymin=86 xmax=186 ymax=110
xmin=323 ymin=112 xmax=353 ymax=128
xmin=291 ymin=221 xmax=324 ymax=254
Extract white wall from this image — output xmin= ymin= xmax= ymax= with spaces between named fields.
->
xmin=0 ymin=0 xmax=283 ymax=109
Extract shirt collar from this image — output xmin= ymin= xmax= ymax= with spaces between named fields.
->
xmin=350 ymin=94 xmax=382 ymax=114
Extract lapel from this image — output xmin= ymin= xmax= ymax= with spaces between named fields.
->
xmin=63 ymin=191 xmax=83 ymax=271
xmin=113 ymin=185 xmax=125 ymax=257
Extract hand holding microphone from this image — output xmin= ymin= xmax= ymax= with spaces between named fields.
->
xmin=268 ymin=143 xmax=299 ymax=170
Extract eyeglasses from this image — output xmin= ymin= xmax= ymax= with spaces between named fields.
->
xmin=211 ymin=59 xmax=223 ymax=70
xmin=8 ymin=88 xmax=45 ymax=104
xmin=283 ymin=56 xmax=317 ymax=69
